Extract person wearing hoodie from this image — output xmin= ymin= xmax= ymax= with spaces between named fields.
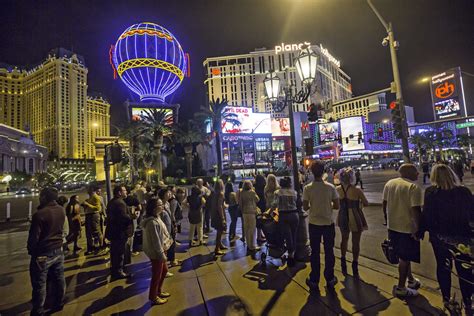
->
xmin=141 ymin=198 xmax=173 ymax=306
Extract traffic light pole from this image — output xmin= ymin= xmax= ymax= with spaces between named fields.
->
xmin=104 ymin=143 xmax=113 ymax=203
xmin=368 ymin=0 xmax=411 ymax=163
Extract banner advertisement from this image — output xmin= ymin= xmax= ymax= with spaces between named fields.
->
xmin=131 ymin=107 xmax=174 ymax=125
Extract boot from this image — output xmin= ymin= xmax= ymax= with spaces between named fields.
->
xmin=352 ymin=261 xmax=359 ymax=277
xmin=341 ymin=257 xmax=347 ymax=275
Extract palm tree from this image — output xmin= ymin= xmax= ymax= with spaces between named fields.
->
xmin=117 ymin=121 xmax=144 ymax=182
xmin=197 ymin=98 xmax=240 ymax=176
xmin=173 ymin=120 xmax=205 ymax=178
xmin=409 ymin=133 xmax=429 ymax=164
xmin=139 ymin=109 xmax=171 ymax=181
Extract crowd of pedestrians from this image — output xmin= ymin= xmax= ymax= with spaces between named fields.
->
xmin=25 ymin=159 xmax=473 ymax=315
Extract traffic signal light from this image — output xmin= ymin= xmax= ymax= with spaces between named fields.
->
xmin=307 ymin=104 xmax=318 ymax=122
xmin=390 ymin=100 xmax=403 ymax=139
xmin=108 ymin=144 xmax=123 ymax=164
xmin=304 ymin=138 xmax=314 ymax=155
xmin=377 ymin=127 xmax=383 ymax=137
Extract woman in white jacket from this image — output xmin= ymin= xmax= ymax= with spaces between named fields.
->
xmin=141 ymin=198 xmax=173 ymax=306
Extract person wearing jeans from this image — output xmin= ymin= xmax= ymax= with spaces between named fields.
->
xmin=142 ymin=197 xmax=173 ymax=305
xmin=27 ymin=187 xmax=66 ymax=315
xmin=303 ymin=160 xmax=340 ymax=292
xmin=272 ymin=177 xmax=299 ymax=266
xmin=417 ymin=164 xmax=473 ymax=314
xmin=105 ymin=185 xmax=133 ymax=280
xmin=308 ymin=224 xmax=336 ymax=283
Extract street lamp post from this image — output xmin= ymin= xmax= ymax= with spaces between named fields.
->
xmin=367 ymin=0 xmax=411 ymax=163
xmin=264 ymin=47 xmax=318 ymax=192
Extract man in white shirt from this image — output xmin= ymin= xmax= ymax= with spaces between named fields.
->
xmin=303 ymin=160 xmax=340 ymax=292
xmin=382 ymin=163 xmax=423 ymax=298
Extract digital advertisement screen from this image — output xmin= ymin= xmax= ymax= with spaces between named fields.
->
xmin=271 ymin=118 xmax=291 ymax=136
xmin=319 ymin=122 xmax=339 ymax=143
xmin=340 ymin=116 xmax=365 ymax=151
xmin=430 ymin=67 xmax=464 ymax=121
xmin=221 ymin=106 xmax=271 ymax=134
xmin=433 ymin=97 xmax=461 ymax=120
xmin=131 ymin=107 xmax=174 ymax=125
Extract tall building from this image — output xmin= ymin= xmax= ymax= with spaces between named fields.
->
xmin=86 ymin=94 xmax=111 ymax=158
xmin=203 ymin=43 xmax=352 ymax=115
xmin=0 ymin=48 xmax=110 ymax=159
xmin=0 ymin=66 xmax=25 ymax=130
xmin=325 ymin=89 xmax=388 ymax=123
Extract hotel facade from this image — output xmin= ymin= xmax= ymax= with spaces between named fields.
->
xmin=0 ymin=48 xmax=110 ymax=160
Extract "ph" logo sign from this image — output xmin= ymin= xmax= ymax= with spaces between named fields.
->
xmin=435 ymin=81 xmax=455 ymax=99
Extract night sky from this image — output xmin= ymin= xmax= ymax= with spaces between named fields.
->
xmin=1 ymin=0 xmax=473 ymax=129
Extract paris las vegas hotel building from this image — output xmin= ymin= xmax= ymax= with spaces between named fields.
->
xmin=204 ymin=42 xmax=368 ymax=175
xmin=0 ymin=48 xmax=110 ymax=174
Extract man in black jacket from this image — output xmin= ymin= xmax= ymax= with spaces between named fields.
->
xmin=27 ymin=187 xmax=66 ymax=316
xmin=106 ymin=185 xmax=133 ymax=280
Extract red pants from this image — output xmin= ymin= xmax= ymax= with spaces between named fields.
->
xmin=149 ymin=259 xmax=168 ymax=300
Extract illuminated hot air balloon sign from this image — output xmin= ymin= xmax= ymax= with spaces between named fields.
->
xmin=112 ymin=22 xmax=187 ymax=103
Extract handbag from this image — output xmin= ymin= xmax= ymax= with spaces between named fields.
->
xmin=381 ymin=239 xmax=399 ymax=264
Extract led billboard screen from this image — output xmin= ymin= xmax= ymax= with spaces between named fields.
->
xmin=340 ymin=116 xmax=365 ymax=151
xmin=221 ymin=106 xmax=271 ymax=134
xmin=430 ymin=67 xmax=465 ymax=120
xmin=271 ymin=118 xmax=291 ymax=136
xmin=319 ymin=122 xmax=339 ymax=143
xmin=131 ymin=107 xmax=174 ymax=125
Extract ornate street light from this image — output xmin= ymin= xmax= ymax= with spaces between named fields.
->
xmin=264 ymin=46 xmax=318 ymax=192
xmin=294 ymin=47 xmax=318 ymax=84
xmin=263 ymin=71 xmax=281 ymax=102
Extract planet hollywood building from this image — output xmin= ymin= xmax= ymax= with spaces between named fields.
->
xmin=203 ymin=43 xmax=352 ymax=175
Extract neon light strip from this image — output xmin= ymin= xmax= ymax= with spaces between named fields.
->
xmin=117 ymin=58 xmax=184 ymax=81
xmin=119 ymin=29 xmax=173 ymax=42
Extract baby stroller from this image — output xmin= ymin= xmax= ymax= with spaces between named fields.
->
xmin=257 ymin=209 xmax=286 ymax=267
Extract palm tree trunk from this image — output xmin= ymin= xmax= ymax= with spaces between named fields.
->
xmin=215 ymin=132 xmax=223 ymax=176
xmin=154 ymin=135 xmax=164 ymax=181
xmin=184 ymin=144 xmax=193 ymax=178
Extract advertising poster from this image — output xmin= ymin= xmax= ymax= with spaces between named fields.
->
xmin=319 ymin=122 xmax=339 ymax=143
xmin=131 ymin=107 xmax=174 ymax=125
xmin=430 ymin=67 xmax=464 ymax=120
xmin=271 ymin=118 xmax=291 ymax=136
xmin=221 ymin=106 xmax=271 ymax=134
xmin=340 ymin=116 xmax=365 ymax=151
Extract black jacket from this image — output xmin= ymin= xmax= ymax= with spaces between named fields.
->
xmin=27 ymin=201 xmax=65 ymax=256
xmin=105 ymin=197 xmax=133 ymax=240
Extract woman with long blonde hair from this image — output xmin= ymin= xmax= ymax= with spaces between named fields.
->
xmin=418 ymin=163 xmax=473 ymax=314
xmin=264 ymin=174 xmax=279 ymax=209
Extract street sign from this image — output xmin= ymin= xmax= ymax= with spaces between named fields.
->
xmin=456 ymin=121 xmax=474 ymax=129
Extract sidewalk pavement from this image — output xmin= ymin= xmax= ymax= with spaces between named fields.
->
xmin=0 ymin=220 xmax=448 ymax=316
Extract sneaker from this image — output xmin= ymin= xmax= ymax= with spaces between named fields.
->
xmin=150 ymin=297 xmax=168 ymax=305
xmin=175 ymin=241 xmax=182 ymax=246
xmin=327 ymin=277 xmax=338 ymax=288
xmin=215 ymin=250 xmax=226 ymax=256
xmin=392 ymin=286 xmax=419 ymax=298
xmin=165 ymin=272 xmax=174 ymax=278
xmin=158 ymin=291 xmax=171 ymax=298
xmin=170 ymin=259 xmax=182 ymax=267
xmin=220 ymin=245 xmax=229 ymax=250
xmin=407 ymin=278 xmax=421 ymax=290
xmin=203 ymin=234 xmax=209 ymax=239
xmin=131 ymin=251 xmax=140 ymax=257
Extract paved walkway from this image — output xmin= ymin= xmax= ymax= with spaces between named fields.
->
xmin=0 ymin=218 xmax=449 ymax=315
